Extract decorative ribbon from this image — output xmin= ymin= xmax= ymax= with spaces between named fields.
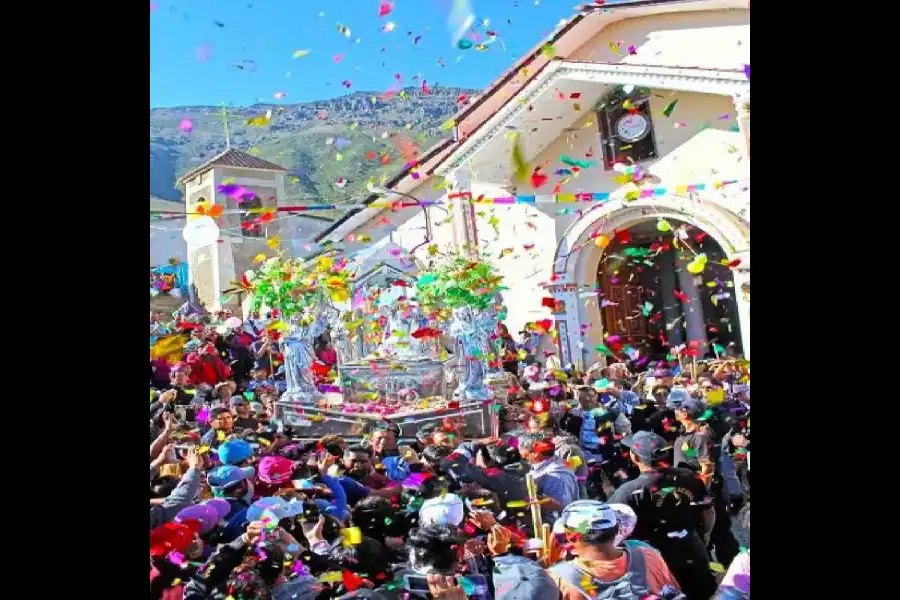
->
xmin=148 ymin=178 xmax=748 ymax=217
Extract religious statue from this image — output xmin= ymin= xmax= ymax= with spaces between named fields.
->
xmin=448 ymin=306 xmax=500 ymax=400
xmin=380 ymin=302 xmax=429 ymax=358
xmin=330 ymin=318 xmax=351 ymax=364
xmin=280 ymin=308 xmax=329 ymax=403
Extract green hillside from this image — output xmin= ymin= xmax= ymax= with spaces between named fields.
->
xmin=150 ymin=87 xmax=475 ymax=210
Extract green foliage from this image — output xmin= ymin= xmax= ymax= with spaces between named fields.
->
xmin=415 ymin=251 xmax=505 ymax=312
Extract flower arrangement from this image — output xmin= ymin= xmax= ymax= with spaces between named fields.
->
xmin=245 ymin=254 xmax=353 ymax=321
xmin=415 ymin=251 xmax=506 ymax=314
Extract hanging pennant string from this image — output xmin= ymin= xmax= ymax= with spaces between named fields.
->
xmin=149 ymin=178 xmax=748 ymax=217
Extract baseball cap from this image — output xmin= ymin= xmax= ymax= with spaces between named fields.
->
xmin=218 ymin=438 xmax=254 ymax=465
xmin=419 ymin=493 xmax=465 ymax=527
xmin=174 ymin=499 xmax=231 ymax=534
xmin=207 ymin=465 xmax=255 ymax=493
xmin=678 ymin=398 xmax=706 ymax=420
xmin=621 ymin=431 xmax=670 ymax=462
xmin=592 ymin=378 xmax=611 ymax=391
xmin=551 ymin=500 xmax=618 ymax=536
xmin=246 ymin=496 xmax=305 ymax=523
xmin=210 ymin=407 xmax=231 ymax=419
xmin=257 ymin=456 xmax=294 ymax=484
xmin=492 ymin=555 xmax=561 ymax=600
xmin=666 ymin=387 xmax=691 ymax=409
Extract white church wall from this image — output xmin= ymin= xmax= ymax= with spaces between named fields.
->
xmin=569 ymin=8 xmax=749 ymax=71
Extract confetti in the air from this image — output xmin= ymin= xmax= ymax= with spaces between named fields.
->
xmin=448 ymin=0 xmax=476 ymax=48
xmin=196 ymin=44 xmax=212 ymax=62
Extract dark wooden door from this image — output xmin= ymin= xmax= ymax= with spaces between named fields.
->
xmin=599 ymin=253 xmax=648 ymax=348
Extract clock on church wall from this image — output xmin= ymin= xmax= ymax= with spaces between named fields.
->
xmin=596 ymin=89 xmax=659 ymax=169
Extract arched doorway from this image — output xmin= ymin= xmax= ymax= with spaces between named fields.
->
xmin=551 ymin=192 xmax=750 ymax=366
xmin=596 ymin=218 xmax=743 ymax=362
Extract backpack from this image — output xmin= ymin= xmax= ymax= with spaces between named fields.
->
xmin=549 ymin=546 xmax=651 ymax=600
xmin=549 ymin=545 xmax=687 ymax=600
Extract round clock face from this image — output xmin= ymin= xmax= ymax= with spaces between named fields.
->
xmin=616 ymin=114 xmax=650 ymax=142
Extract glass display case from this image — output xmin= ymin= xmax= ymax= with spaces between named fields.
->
xmin=338 ymin=358 xmax=448 ymax=405
xmin=275 ymin=397 xmax=497 ymax=441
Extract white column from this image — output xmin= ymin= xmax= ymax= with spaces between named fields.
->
xmin=732 ymin=267 xmax=750 ymax=358
xmin=733 ymin=92 xmax=750 ymax=160
xmin=551 ymin=286 xmax=580 ymax=369
xmin=446 ymin=167 xmax=477 ymax=253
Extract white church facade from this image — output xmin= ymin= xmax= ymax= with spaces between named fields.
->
xmin=316 ymin=0 xmax=750 ymax=367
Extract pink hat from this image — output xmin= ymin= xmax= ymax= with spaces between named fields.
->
xmin=258 ymin=456 xmax=294 ymax=484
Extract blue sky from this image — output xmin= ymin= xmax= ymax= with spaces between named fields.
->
xmin=150 ymin=0 xmax=586 ymax=108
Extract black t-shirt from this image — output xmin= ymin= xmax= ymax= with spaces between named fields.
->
xmin=629 ymin=401 xmax=659 ymax=433
xmin=674 ymin=426 xmax=715 ymax=472
xmin=169 ymin=386 xmax=197 ymax=406
xmin=608 ymin=467 xmax=713 ymax=542
xmin=646 ymin=409 xmax=681 ymax=441
xmin=160 ymin=385 xmax=197 ymax=406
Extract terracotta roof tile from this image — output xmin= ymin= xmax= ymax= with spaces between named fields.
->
xmin=177 ymin=148 xmax=287 ymax=185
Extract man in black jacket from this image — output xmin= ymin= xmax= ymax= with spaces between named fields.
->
xmin=610 ymin=431 xmax=717 ymax=600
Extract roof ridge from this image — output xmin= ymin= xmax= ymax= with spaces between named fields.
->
xmin=176 ymin=147 xmax=287 ymax=185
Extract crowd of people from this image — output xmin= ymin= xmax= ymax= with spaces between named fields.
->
xmin=150 ymin=310 xmax=750 ymax=600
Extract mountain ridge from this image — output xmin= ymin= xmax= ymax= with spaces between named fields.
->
xmin=149 ymin=86 xmax=477 ymax=207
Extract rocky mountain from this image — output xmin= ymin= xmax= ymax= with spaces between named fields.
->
xmin=149 ymin=87 xmax=476 ymax=208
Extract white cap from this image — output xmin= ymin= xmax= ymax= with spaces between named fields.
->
xmin=419 ymin=494 xmax=465 ymax=528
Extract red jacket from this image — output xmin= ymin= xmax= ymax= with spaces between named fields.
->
xmin=186 ymin=352 xmax=232 ymax=386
